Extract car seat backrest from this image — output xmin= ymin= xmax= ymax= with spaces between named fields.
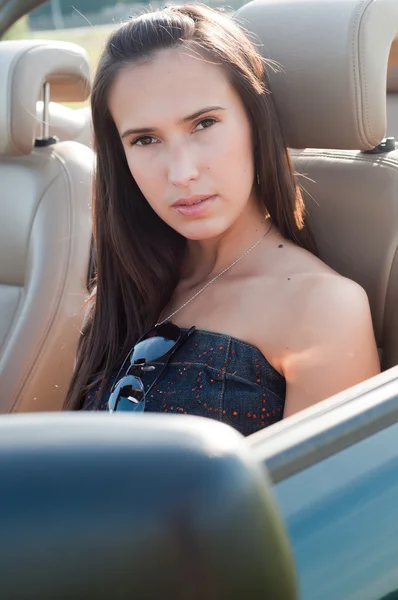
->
xmin=236 ymin=0 xmax=398 ymax=369
xmin=0 ymin=40 xmax=94 ymax=411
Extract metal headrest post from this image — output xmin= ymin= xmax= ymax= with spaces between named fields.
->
xmin=35 ymin=81 xmax=57 ymax=148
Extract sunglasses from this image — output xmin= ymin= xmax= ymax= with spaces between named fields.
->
xmin=108 ymin=322 xmax=196 ymax=413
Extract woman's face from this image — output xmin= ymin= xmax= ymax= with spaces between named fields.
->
xmin=109 ymin=46 xmax=257 ymax=241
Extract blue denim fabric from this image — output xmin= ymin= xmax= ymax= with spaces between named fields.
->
xmin=82 ymin=328 xmax=286 ymax=437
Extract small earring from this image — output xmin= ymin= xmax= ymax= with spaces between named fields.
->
xmin=256 ymin=172 xmax=260 ymax=186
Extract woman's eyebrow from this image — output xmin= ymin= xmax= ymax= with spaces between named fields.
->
xmin=120 ymin=105 xmax=225 ymax=139
xmin=180 ymin=105 xmax=225 ymax=123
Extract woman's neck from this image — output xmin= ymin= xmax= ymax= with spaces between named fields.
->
xmin=182 ymin=212 xmax=271 ymax=285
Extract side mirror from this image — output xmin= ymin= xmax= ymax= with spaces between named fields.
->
xmin=0 ymin=413 xmax=297 ymax=599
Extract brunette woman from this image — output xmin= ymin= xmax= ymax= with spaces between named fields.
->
xmin=64 ymin=4 xmax=380 ymax=436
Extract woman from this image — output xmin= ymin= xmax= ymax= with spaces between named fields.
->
xmin=64 ymin=4 xmax=380 ymax=435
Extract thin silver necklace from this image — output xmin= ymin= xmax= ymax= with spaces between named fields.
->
xmin=156 ymin=222 xmax=273 ymax=326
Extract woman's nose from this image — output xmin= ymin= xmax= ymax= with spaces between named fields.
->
xmin=168 ymin=146 xmax=199 ymax=188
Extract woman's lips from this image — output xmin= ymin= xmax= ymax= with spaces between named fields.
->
xmin=172 ymin=195 xmax=216 ymax=217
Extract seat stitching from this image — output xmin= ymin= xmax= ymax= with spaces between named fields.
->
xmin=0 ymin=286 xmax=24 ymax=358
xmin=353 ymin=0 xmax=376 ymax=146
xmin=359 ymin=0 xmax=374 ymax=141
xmin=293 ymin=151 xmax=398 ymax=170
xmin=351 ymin=0 xmax=367 ymax=147
xmin=10 ymin=149 xmax=73 ymax=411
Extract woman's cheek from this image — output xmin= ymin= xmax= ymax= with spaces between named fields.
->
xmin=128 ymin=157 xmax=156 ymax=192
xmin=127 ymin=163 xmax=169 ymax=219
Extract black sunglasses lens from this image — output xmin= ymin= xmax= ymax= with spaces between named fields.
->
xmin=109 ymin=375 xmax=144 ymax=412
xmin=131 ymin=322 xmax=181 ymax=364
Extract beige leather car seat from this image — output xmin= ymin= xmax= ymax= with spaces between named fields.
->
xmin=0 ymin=40 xmax=93 ymax=412
xmin=387 ymin=42 xmax=398 ymax=139
xmin=236 ymin=0 xmax=398 ymax=371
xmin=36 ymin=102 xmax=93 ymax=148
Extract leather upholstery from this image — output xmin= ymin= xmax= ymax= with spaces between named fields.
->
xmin=0 ymin=39 xmax=91 ymax=156
xmin=387 ymin=94 xmax=398 ymax=138
xmin=236 ymin=0 xmax=398 ymax=370
xmin=0 ymin=40 xmax=93 ymax=412
xmin=292 ymin=147 xmax=398 ymax=369
xmin=236 ymin=0 xmax=398 ymax=150
xmin=35 ymin=102 xmax=93 ymax=148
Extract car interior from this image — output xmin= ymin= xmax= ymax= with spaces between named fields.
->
xmin=0 ymin=411 xmax=297 ymax=599
xmin=236 ymin=0 xmax=398 ymax=372
xmin=0 ymin=39 xmax=93 ymax=413
xmin=388 ymin=40 xmax=398 ymax=140
xmin=1 ymin=0 xmax=398 ymax=597
xmin=35 ymin=100 xmax=93 ymax=148
xmin=2 ymin=0 xmax=398 ymax=412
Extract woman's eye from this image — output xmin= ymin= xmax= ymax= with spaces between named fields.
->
xmin=130 ymin=136 xmax=156 ymax=147
xmin=194 ymin=117 xmax=217 ymax=132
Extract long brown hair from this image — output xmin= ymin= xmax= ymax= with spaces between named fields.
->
xmin=64 ymin=4 xmax=317 ymax=411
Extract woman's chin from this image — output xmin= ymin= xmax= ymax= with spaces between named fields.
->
xmin=176 ymin=222 xmax=230 ymax=241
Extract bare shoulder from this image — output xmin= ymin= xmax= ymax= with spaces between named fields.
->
xmin=296 ymin=270 xmax=372 ymax=329
xmin=265 ymin=233 xmax=367 ymax=306
xmin=255 ymin=235 xmax=380 ymax=416
xmin=274 ymin=247 xmax=380 ymax=415
xmin=275 ymin=240 xmax=375 ymax=349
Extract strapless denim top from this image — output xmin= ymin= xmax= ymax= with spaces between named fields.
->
xmin=82 ymin=328 xmax=286 ymax=437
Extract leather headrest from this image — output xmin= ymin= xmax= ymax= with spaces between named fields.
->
xmin=387 ymin=40 xmax=398 ymax=92
xmin=235 ymin=0 xmax=398 ymax=150
xmin=0 ymin=40 xmax=91 ymax=156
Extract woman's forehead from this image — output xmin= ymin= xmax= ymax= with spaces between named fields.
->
xmin=109 ymin=47 xmax=235 ymax=131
